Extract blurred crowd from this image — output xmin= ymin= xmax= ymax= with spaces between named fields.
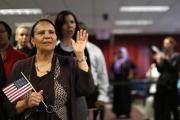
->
xmin=1 ymin=11 xmax=180 ymax=120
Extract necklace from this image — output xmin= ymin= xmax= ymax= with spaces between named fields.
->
xmin=35 ymin=64 xmax=50 ymax=74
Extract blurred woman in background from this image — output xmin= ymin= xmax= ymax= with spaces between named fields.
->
xmin=111 ymin=47 xmax=136 ymax=119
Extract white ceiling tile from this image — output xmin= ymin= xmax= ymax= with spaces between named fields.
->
xmin=0 ymin=0 xmax=180 ymax=34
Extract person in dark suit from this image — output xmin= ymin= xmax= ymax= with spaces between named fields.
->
xmin=154 ymin=37 xmax=180 ymax=120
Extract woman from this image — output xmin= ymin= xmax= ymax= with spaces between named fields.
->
xmin=54 ymin=10 xmax=91 ymax=120
xmin=9 ymin=19 xmax=94 ymax=120
xmin=154 ymin=37 xmax=180 ymax=120
xmin=15 ymin=25 xmax=33 ymax=56
xmin=54 ymin=10 xmax=91 ymax=66
xmin=111 ymin=47 xmax=136 ymax=119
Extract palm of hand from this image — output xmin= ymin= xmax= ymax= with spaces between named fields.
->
xmin=71 ymin=30 xmax=88 ymax=55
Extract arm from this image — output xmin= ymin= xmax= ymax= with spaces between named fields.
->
xmin=94 ymin=50 xmax=110 ymax=109
xmin=71 ymin=30 xmax=89 ymax=72
xmin=76 ymin=53 xmax=89 ymax=72
xmin=154 ymin=52 xmax=170 ymax=73
xmin=9 ymin=61 xmax=43 ymax=114
xmin=73 ymin=58 xmax=94 ymax=96
xmin=4 ymin=61 xmax=23 ymax=116
xmin=70 ymin=30 xmax=94 ymax=95
xmin=95 ymin=49 xmax=109 ymax=103
xmin=16 ymin=91 xmax=43 ymax=113
xmin=0 ymin=56 xmax=6 ymax=88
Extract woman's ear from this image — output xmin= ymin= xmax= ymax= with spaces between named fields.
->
xmin=31 ymin=38 xmax=35 ymax=47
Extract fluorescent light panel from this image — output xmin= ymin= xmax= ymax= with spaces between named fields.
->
xmin=120 ymin=6 xmax=169 ymax=12
xmin=112 ymin=28 xmax=142 ymax=34
xmin=15 ymin=22 xmax=35 ymax=27
xmin=115 ymin=20 xmax=153 ymax=26
xmin=0 ymin=8 xmax=42 ymax=15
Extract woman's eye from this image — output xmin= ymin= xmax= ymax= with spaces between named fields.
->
xmin=49 ymin=31 xmax=55 ymax=34
xmin=37 ymin=31 xmax=45 ymax=35
xmin=70 ymin=21 xmax=75 ymax=24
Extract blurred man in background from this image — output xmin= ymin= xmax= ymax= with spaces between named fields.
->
xmin=79 ymin=22 xmax=110 ymax=120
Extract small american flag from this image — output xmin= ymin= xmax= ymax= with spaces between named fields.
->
xmin=2 ymin=77 xmax=32 ymax=103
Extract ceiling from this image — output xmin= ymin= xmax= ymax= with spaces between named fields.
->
xmin=1 ymin=0 xmax=180 ymax=35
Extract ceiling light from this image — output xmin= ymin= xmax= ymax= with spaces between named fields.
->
xmin=15 ymin=22 xmax=35 ymax=27
xmin=120 ymin=6 xmax=169 ymax=12
xmin=0 ymin=8 xmax=42 ymax=15
xmin=112 ymin=28 xmax=142 ymax=34
xmin=115 ymin=20 xmax=153 ymax=26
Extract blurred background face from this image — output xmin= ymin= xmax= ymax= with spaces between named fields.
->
xmin=118 ymin=47 xmax=128 ymax=60
xmin=117 ymin=51 xmax=122 ymax=59
xmin=16 ymin=27 xmax=29 ymax=47
xmin=163 ymin=38 xmax=174 ymax=52
xmin=0 ymin=23 xmax=9 ymax=48
xmin=62 ymin=14 xmax=76 ymax=39
xmin=32 ymin=21 xmax=57 ymax=52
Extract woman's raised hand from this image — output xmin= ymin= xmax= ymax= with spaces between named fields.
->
xmin=71 ymin=29 xmax=88 ymax=58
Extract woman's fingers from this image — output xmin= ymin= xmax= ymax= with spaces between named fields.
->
xmin=38 ymin=90 xmax=43 ymax=96
xmin=84 ymin=32 xmax=88 ymax=42
xmin=77 ymin=31 xmax=80 ymax=41
xmin=80 ymin=29 xmax=83 ymax=40
xmin=81 ymin=30 xmax=87 ymax=41
xmin=82 ymin=30 xmax=87 ymax=41
xmin=77 ymin=29 xmax=88 ymax=41
xmin=27 ymin=90 xmax=44 ymax=108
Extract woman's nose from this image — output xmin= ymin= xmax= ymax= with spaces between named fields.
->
xmin=44 ymin=31 xmax=51 ymax=37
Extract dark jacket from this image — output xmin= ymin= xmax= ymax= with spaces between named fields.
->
xmin=8 ymin=54 xmax=94 ymax=120
xmin=0 ymin=56 xmax=8 ymax=120
xmin=156 ymin=52 xmax=180 ymax=89
xmin=54 ymin=44 xmax=92 ymax=119
xmin=1 ymin=56 xmax=17 ymax=120
xmin=154 ymin=52 xmax=180 ymax=120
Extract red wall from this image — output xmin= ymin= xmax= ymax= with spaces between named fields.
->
xmin=89 ymin=34 xmax=180 ymax=79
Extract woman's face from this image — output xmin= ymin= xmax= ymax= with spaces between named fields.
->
xmin=62 ymin=14 xmax=76 ymax=38
xmin=16 ymin=28 xmax=29 ymax=47
xmin=31 ymin=21 xmax=57 ymax=52
xmin=0 ymin=23 xmax=9 ymax=47
xmin=163 ymin=39 xmax=174 ymax=52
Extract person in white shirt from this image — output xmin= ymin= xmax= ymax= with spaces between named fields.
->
xmin=86 ymin=41 xmax=110 ymax=103
xmin=79 ymin=22 xmax=109 ymax=120
xmin=144 ymin=63 xmax=160 ymax=120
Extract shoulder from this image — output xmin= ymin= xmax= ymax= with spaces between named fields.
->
xmin=174 ymin=52 xmax=180 ymax=57
xmin=54 ymin=44 xmax=61 ymax=53
xmin=171 ymin=52 xmax=180 ymax=60
xmin=127 ymin=59 xmax=136 ymax=68
xmin=13 ymin=57 xmax=33 ymax=69
xmin=87 ymin=42 xmax=101 ymax=51
xmin=11 ymin=48 xmax=28 ymax=59
xmin=86 ymin=42 xmax=104 ymax=57
xmin=9 ymin=57 xmax=33 ymax=81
